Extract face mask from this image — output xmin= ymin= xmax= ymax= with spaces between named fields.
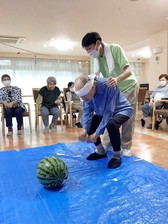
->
xmin=159 ymin=80 xmax=167 ymax=87
xmin=3 ymin=80 xmax=11 ymax=87
xmin=88 ymin=44 xmax=101 ymax=58
xmin=70 ymin=87 xmax=74 ymax=92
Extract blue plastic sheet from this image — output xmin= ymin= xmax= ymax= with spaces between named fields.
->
xmin=0 ymin=142 xmax=168 ymax=224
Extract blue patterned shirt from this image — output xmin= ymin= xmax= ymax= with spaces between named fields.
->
xmin=0 ymin=86 xmax=26 ymax=111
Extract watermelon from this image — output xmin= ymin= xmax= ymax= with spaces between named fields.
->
xmin=36 ymin=156 xmax=68 ymax=189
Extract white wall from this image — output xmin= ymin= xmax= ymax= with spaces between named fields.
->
xmin=147 ymin=30 xmax=168 ymax=90
xmin=128 ymin=30 xmax=168 ymax=91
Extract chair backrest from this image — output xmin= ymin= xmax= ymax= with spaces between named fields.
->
xmin=138 ymin=88 xmax=147 ymax=103
xmin=63 ymin=88 xmax=69 ymax=102
xmin=32 ymin=88 xmax=40 ymax=102
xmin=62 ymin=88 xmax=69 ymax=112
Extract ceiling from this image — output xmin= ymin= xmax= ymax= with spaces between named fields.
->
xmin=0 ymin=0 xmax=168 ymax=59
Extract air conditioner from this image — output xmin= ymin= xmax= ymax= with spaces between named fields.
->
xmin=0 ymin=36 xmax=26 ymax=44
xmin=153 ymin=47 xmax=162 ymax=54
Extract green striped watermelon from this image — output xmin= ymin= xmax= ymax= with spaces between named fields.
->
xmin=36 ymin=156 xmax=68 ymax=189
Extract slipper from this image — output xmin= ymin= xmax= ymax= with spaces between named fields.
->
xmin=108 ymin=158 xmax=122 ymax=169
xmin=141 ymin=118 xmax=145 ymax=127
xmin=87 ymin=152 xmax=107 ymax=160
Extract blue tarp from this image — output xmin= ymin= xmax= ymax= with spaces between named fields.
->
xmin=0 ymin=142 xmax=168 ymax=224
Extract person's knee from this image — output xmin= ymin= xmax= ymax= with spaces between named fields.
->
xmin=14 ymin=108 xmax=23 ymax=116
xmin=5 ymin=108 xmax=12 ymax=115
xmin=41 ymin=110 xmax=49 ymax=116
xmin=52 ymin=110 xmax=60 ymax=117
xmin=106 ymin=119 xmax=119 ymax=130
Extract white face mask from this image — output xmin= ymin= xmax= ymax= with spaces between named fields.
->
xmin=3 ymin=80 xmax=11 ymax=87
xmin=88 ymin=44 xmax=101 ymax=58
xmin=159 ymin=80 xmax=167 ymax=87
xmin=89 ymin=49 xmax=99 ymax=58
xmin=70 ymin=87 xmax=75 ymax=92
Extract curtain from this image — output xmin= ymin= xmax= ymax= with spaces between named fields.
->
xmin=0 ymin=57 xmax=90 ymax=95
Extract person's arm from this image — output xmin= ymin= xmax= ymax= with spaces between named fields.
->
xmin=66 ymin=91 xmax=72 ymax=101
xmin=95 ymin=89 xmax=117 ymax=136
xmin=107 ymin=44 xmax=132 ymax=87
xmin=4 ymin=87 xmax=20 ymax=108
xmin=0 ymin=90 xmax=7 ymax=105
xmin=36 ymin=94 xmax=43 ymax=109
xmin=55 ymin=95 xmax=62 ymax=105
xmin=150 ymin=89 xmax=157 ymax=105
xmin=10 ymin=87 xmax=21 ymax=107
xmin=81 ymin=101 xmax=94 ymax=133
xmin=107 ymin=65 xmax=131 ymax=87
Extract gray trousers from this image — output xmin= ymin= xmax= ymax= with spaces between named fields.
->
xmin=41 ymin=106 xmax=60 ymax=126
xmin=103 ymin=83 xmax=139 ymax=150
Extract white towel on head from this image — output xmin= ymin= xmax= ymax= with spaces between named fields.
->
xmin=94 ymin=43 xmax=115 ymax=77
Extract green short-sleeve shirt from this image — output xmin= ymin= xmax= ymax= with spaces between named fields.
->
xmin=91 ymin=44 xmax=137 ymax=93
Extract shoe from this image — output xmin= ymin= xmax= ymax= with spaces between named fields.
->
xmin=17 ymin=130 xmax=23 ymax=135
xmin=154 ymin=121 xmax=159 ymax=130
xmin=141 ymin=118 xmax=145 ymax=127
xmin=157 ymin=117 xmax=163 ymax=124
xmin=122 ymin=149 xmax=132 ymax=157
xmin=146 ymin=124 xmax=152 ymax=129
xmin=108 ymin=158 xmax=122 ymax=169
xmin=166 ymin=116 xmax=168 ymax=125
xmin=75 ymin=122 xmax=83 ymax=128
xmin=6 ymin=128 xmax=13 ymax=137
xmin=86 ymin=152 xmax=107 ymax=160
xmin=73 ymin=115 xmax=77 ymax=120
xmin=49 ymin=124 xmax=57 ymax=132
xmin=6 ymin=131 xmax=13 ymax=136
xmin=43 ymin=126 xmax=49 ymax=134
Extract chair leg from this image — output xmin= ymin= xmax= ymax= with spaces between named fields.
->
xmin=65 ymin=114 xmax=68 ymax=126
xmin=69 ymin=105 xmax=73 ymax=128
xmin=36 ymin=115 xmax=39 ymax=132
xmin=152 ymin=114 xmax=156 ymax=130
xmin=60 ymin=106 xmax=63 ymax=131
xmin=28 ymin=115 xmax=32 ymax=133
xmin=1 ymin=112 xmax=5 ymax=136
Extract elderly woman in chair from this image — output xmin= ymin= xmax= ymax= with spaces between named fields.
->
xmin=36 ymin=76 xmax=62 ymax=134
xmin=66 ymin=81 xmax=83 ymax=128
xmin=0 ymin=74 xmax=26 ymax=136
xmin=141 ymin=74 xmax=168 ymax=129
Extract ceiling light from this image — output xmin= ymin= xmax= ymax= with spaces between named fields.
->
xmin=50 ymin=39 xmax=75 ymax=51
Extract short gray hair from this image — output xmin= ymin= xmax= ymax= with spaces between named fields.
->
xmin=47 ymin=76 xmax=56 ymax=84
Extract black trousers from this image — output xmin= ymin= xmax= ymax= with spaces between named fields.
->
xmin=87 ymin=114 xmax=130 ymax=152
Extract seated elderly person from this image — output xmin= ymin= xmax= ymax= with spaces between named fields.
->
xmin=74 ymin=75 xmax=133 ymax=169
xmin=141 ymin=74 xmax=168 ymax=129
xmin=36 ymin=76 xmax=62 ymax=134
xmin=0 ymin=74 xmax=26 ymax=136
xmin=66 ymin=81 xmax=83 ymax=128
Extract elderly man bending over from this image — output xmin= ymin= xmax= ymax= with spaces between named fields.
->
xmin=74 ymin=75 xmax=133 ymax=169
